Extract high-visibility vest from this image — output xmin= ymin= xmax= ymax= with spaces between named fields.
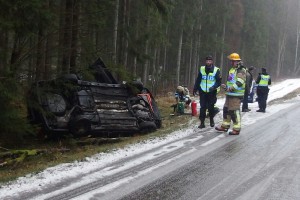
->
xmin=199 ymin=66 xmax=219 ymax=92
xmin=226 ymin=67 xmax=245 ymax=96
xmin=258 ymin=74 xmax=270 ymax=86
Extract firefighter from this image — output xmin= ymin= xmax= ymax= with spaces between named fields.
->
xmin=215 ymin=53 xmax=246 ymax=135
xmin=256 ymin=67 xmax=271 ymax=113
xmin=193 ymin=55 xmax=221 ymax=128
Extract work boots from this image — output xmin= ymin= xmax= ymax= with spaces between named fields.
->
xmin=228 ymin=129 xmax=240 ymax=135
xmin=198 ymin=123 xmax=205 ymax=129
xmin=215 ymin=126 xmax=228 ymax=132
xmin=198 ymin=119 xmax=205 ymax=129
xmin=209 ymin=117 xmax=215 ymax=127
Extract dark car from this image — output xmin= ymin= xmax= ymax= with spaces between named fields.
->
xmin=27 ymin=58 xmax=161 ymax=137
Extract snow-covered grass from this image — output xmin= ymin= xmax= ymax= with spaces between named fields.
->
xmin=1 ymin=79 xmax=300 ymax=199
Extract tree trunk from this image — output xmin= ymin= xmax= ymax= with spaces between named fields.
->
xmin=132 ymin=11 xmax=139 ymax=79
xmin=188 ymin=31 xmax=193 ymax=87
xmin=35 ymin=27 xmax=46 ymax=81
xmin=61 ymin=0 xmax=73 ymax=74
xmin=123 ymin=0 xmax=130 ymax=69
xmin=294 ymin=1 xmax=300 ymax=75
xmin=44 ymin=36 xmax=52 ymax=80
xmin=276 ymin=11 xmax=288 ymax=79
xmin=151 ymin=47 xmax=157 ymax=96
xmin=70 ymin=0 xmax=80 ymax=73
xmin=0 ymin=30 xmax=8 ymax=74
xmin=195 ymin=21 xmax=202 ymax=77
xmin=44 ymin=0 xmax=53 ymax=80
xmin=191 ymin=20 xmax=200 ymax=88
xmin=112 ymin=0 xmax=119 ymax=64
xmin=162 ymin=25 xmax=168 ymax=89
xmin=176 ymin=13 xmax=185 ymax=87
xmin=142 ymin=13 xmax=151 ymax=86
xmin=57 ymin=0 xmax=66 ymax=75
xmin=220 ymin=15 xmax=226 ymax=81
xmin=10 ymin=33 xmax=22 ymax=75
xmin=276 ymin=31 xmax=286 ymax=79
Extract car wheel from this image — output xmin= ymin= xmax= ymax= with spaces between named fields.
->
xmin=70 ymin=119 xmax=91 ymax=137
xmin=46 ymin=93 xmax=67 ymax=115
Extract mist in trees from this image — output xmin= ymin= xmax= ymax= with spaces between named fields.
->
xmin=1 ymin=0 xmax=300 ymax=144
xmin=1 ymin=0 xmax=300 ymax=86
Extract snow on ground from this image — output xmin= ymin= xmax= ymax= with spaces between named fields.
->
xmin=1 ymin=79 xmax=300 ymax=198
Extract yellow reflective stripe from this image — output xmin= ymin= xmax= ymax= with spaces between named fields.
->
xmin=226 ymin=92 xmax=244 ymax=96
xmin=232 ymin=84 xmax=238 ymax=90
xmin=222 ymin=121 xmax=231 ymax=128
xmin=232 ymin=110 xmax=241 ymax=130
xmin=237 ymin=78 xmax=245 ymax=84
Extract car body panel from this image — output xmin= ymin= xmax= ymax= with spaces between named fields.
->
xmin=27 ymin=59 xmax=161 ymax=137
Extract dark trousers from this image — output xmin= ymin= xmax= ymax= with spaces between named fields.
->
xmin=199 ymin=91 xmax=217 ymax=120
xmin=257 ymin=87 xmax=269 ymax=111
xmin=242 ymin=88 xmax=249 ymax=110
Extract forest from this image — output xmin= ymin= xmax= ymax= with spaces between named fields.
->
xmin=1 ymin=0 xmax=300 ymax=144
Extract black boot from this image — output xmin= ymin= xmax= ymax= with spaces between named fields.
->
xmin=210 ymin=117 xmax=215 ymax=127
xmin=198 ymin=119 xmax=205 ymax=128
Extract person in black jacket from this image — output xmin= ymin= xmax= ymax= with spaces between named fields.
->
xmin=193 ymin=55 xmax=222 ymax=128
xmin=242 ymin=66 xmax=255 ymax=112
xmin=256 ymin=67 xmax=271 ymax=113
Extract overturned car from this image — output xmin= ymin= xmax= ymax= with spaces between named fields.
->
xmin=28 ymin=59 xmax=161 ymax=137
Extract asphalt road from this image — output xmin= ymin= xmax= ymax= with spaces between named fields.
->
xmin=94 ymin=102 xmax=300 ymax=200
xmin=9 ymin=101 xmax=300 ymax=200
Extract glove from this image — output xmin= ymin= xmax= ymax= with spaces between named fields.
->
xmin=209 ymin=87 xmax=215 ymax=92
xmin=221 ymin=84 xmax=227 ymax=90
xmin=227 ymin=87 xmax=234 ymax=92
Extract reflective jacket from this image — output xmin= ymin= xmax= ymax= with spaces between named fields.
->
xmin=226 ymin=67 xmax=246 ymax=97
xmin=193 ymin=65 xmax=221 ymax=94
xmin=258 ymin=74 xmax=270 ymax=86
xmin=199 ymin=66 xmax=220 ymax=92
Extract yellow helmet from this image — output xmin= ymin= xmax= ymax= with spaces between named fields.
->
xmin=227 ymin=53 xmax=241 ymax=61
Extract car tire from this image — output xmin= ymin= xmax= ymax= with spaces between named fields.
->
xmin=70 ymin=119 xmax=91 ymax=137
xmin=45 ymin=93 xmax=67 ymax=116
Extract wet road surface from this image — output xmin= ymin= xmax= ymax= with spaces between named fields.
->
xmin=7 ymin=102 xmax=300 ymax=200
xmin=98 ymin=102 xmax=300 ymax=200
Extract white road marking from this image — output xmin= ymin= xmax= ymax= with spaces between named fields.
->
xmin=200 ymin=134 xmax=226 ymax=146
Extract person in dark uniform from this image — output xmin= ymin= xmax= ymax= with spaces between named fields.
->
xmin=242 ymin=66 xmax=255 ymax=112
xmin=256 ymin=67 xmax=271 ymax=113
xmin=193 ymin=55 xmax=222 ymax=128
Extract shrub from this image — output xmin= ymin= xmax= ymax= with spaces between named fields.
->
xmin=0 ymin=77 xmax=32 ymax=147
